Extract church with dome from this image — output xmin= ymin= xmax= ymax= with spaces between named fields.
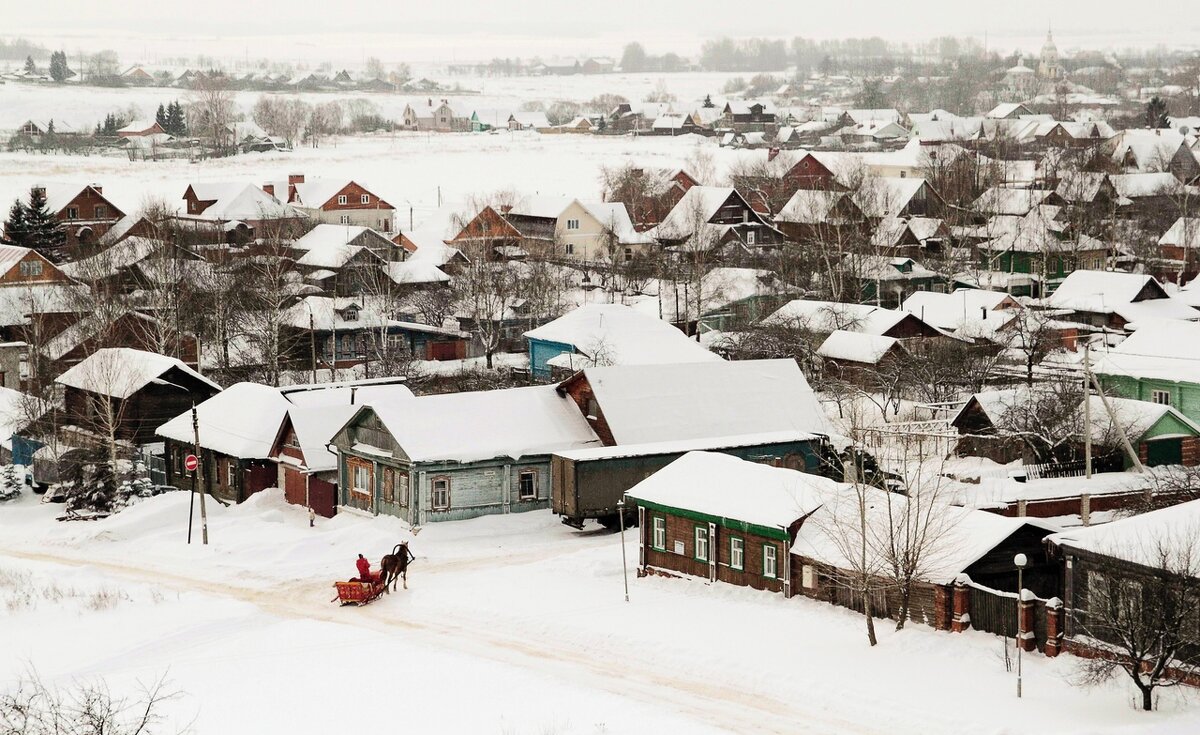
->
xmin=1037 ymin=29 xmax=1066 ymax=80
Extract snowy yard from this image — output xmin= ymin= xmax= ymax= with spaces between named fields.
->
xmin=1 ymin=488 xmax=1197 ymax=734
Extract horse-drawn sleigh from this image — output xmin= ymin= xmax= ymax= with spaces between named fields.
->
xmin=332 ymin=542 xmax=415 ymax=606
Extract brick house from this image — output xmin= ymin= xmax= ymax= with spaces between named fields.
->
xmin=0 ymin=245 xmax=72 ymax=288
xmin=264 ymin=175 xmax=395 ymax=233
xmin=42 ymin=185 xmax=126 ymax=250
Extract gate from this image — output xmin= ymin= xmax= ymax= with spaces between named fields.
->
xmin=969 ymin=585 xmax=1017 ymax=638
xmin=136 ymin=452 xmax=168 ymax=487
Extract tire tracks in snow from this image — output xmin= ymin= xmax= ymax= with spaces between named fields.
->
xmin=1 ymin=545 xmax=886 ymax=735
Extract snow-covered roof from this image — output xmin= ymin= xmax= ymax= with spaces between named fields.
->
xmin=1108 ymin=172 xmax=1184 ymax=199
xmin=1092 ymin=319 xmax=1200 ymax=383
xmin=853 ymin=177 xmax=931 ymax=218
xmin=187 ymin=183 xmax=301 ymax=221
xmin=1159 ymin=217 xmax=1200 ymax=249
xmin=59 ymin=237 xmax=167 ymax=280
xmin=817 ymin=330 xmax=902 ymax=365
xmin=1049 ymin=498 xmax=1200 ymax=569
xmin=764 ymin=299 xmax=921 ymax=337
xmin=901 ymin=289 xmax=1019 ymax=333
xmin=506 ymin=195 xmax=572 ymax=221
xmin=0 ymin=385 xmax=49 ymax=450
xmin=509 ymin=111 xmax=550 ymax=128
xmin=793 ymin=490 xmax=1053 ymax=585
xmin=0 ymin=284 xmax=87 ymax=327
xmin=776 ymin=190 xmax=854 ymax=225
xmin=1083 ymin=395 xmax=1200 ymax=443
xmin=295 ymin=240 xmax=376 ymax=270
xmin=386 ymin=260 xmax=450 ymax=285
xmin=574 ymin=358 xmax=835 ymax=444
xmin=284 ymin=403 xmax=359 ymax=472
xmin=846 ymin=255 xmax=938 ymax=282
xmin=55 ymin=348 xmax=218 ymax=399
xmin=117 ymin=119 xmax=159 ymax=133
xmin=1048 ymin=271 xmax=1199 ymax=323
xmin=626 ymin=451 xmax=831 ymax=532
xmin=524 ymin=304 xmax=719 ymax=368
xmin=367 ymin=384 xmax=600 ymax=463
xmin=972 ymin=187 xmax=1054 ymax=216
xmin=552 ymin=430 xmax=815 ymax=462
xmin=157 ymin=382 xmax=291 ymax=459
xmin=647 ymin=186 xmax=739 ymax=239
xmin=0 ymin=244 xmax=34 ymax=274
xmin=292 ymin=224 xmax=377 ymax=251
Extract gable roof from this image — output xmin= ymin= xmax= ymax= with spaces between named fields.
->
xmin=1049 ymin=498 xmax=1200 ymax=569
xmin=185 ymin=183 xmax=301 ymax=221
xmin=901 ymin=289 xmax=1019 ymax=333
xmin=1092 ymin=319 xmax=1200 ymax=383
xmin=817 ymin=330 xmax=903 ymax=365
xmin=524 ymin=304 xmax=720 ymax=368
xmin=567 ymin=358 xmax=834 ymax=444
xmin=765 ymin=299 xmax=931 ymax=337
xmin=1159 ymin=217 xmax=1200 ymax=249
xmin=55 ymin=348 xmax=218 ymax=399
xmin=626 ymin=451 xmax=831 ymax=532
xmin=366 ymin=384 xmax=600 ymax=463
xmin=1047 ymin=271 xmax=1200 ymax=324
xmin=157 ymin=382 xmax=292 ymax=458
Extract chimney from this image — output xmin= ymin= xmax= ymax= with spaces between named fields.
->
xmin=92 ymin=185 xmax=102 ymax=194
xmin=31 ymin=186 xmax=45 ymax=200
xmin=262 ymin=183 xmax=274 ymax=197
xmin=287 ymin=173 xmax=304 ymax=202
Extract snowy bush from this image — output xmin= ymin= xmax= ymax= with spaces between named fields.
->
xmin=59 ymin=453 xmax=155 ymax=513
xmin=0 ymin=464 xmax=20 ymax=502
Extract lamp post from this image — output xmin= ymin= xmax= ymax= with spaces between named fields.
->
xmin=1014 ymin=552 xmax=1028 ymax=698
xmin=617 ymin=498 xmax=629 ymax=603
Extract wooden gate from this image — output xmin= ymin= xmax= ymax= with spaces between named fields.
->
xmin=969 ymin=585 xmax=1017 ymax=638
xmin=309 ymin=478 xmax=337 ymax=518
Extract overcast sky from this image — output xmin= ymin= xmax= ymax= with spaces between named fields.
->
xmin=8 ymin=1 xmax=1198 ymax=63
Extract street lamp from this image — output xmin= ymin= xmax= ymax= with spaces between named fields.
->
xmin=617 ymin=498 xmax=629 ymax=603
xmin=1014 ymin=552 xmax=1028 ymax=699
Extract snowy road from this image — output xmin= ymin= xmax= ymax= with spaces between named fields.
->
xmin=2 ymin=490 xmax=1199 ymax=734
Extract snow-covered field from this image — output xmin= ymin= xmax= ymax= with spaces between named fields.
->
xmin=1 ymin=487 xmax=1198 ymax=734
xmin=0 ymin=132 xmax=727 ymax=228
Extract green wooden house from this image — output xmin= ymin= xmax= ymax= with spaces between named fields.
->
xmin=1092 ymin=320 xmax=1200 ymax=426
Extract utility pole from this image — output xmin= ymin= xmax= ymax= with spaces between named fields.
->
xmin=192 ymin=405 xmax=209 ymax=544
xmin=1084 ymin=341 xmax=1092 ymax=479
xmin=1085 ymin=345 xmax=1145 ymax=473
xmin=309 ymin=310 xmax=318 ymax=384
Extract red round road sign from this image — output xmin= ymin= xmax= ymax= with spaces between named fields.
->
xmin=184 ymin=454 xmax=199 ymax=472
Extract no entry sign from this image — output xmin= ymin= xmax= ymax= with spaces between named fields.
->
xmin=184 ymin=454 xmax=199 ymax=472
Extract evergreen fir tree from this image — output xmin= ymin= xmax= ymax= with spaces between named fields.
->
xmin=24 ymin=187 xmax=65 ymax=260
xmin=49 ymin=50 xmax=69 ymax=82
xmin=23 ymin=55 xmax=35 ymax=74
xmin=166 ymin=101 xmax=187 ymax=136
xmin=703 ymin=93 xmax=714 ymax=108
xmin=46 ymin=119 xmax=55 ymax=134
xmin=1146 ymin=96 xmax=1170 ymax=129
xmin=155 ymin=103 xmax=168 ymax=130
xmin=102 ymin=113 xmax=117 ymax=136
xmin=2 ymin=199 xmax=30 ymax=246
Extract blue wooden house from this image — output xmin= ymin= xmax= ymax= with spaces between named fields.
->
xmin=329 ymin=384 xmax=601 ymax=523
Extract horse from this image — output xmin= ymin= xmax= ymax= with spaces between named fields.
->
xmin=379 ymin=542 xmax=414 ymax=592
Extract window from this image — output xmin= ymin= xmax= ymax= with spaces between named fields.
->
xmin=566 ymin=218 xmax=580 ymax=230
xmin=518 ymin=469 xmax=537 ymax=501
xmin=94 ymin=205 xmax=107 ymax=219
xmin=652 ymin=517 xmax=666 ymax=550
xmin=19 ymin=261 xmax=42 ymax=277
xmin=353 ymin=465 xmax=370 ymax=494
xmin=343 ymin=308 xmax=359 ymax=322
xmin=730 ymin=537 xmax=744 ymax=571
xmin=899 ymin=170 xmax=907 ymax=178
xmin=337 ymin=194 xmax=348 ymax=205
xmin=66 ymin=206 xmax=78 ymax=220
xmin=431 ymin=477 xmax=450 ymax=510
xmin=565 ymin=242 xmax=575 ymax=256
xmin=623 ymin=247 xmax=633 ymax=262
xmin=397 ymin=473 xmax=410 ymax=506
xmin=360 ymin=194 xmax=370 ymax=204
xmin=1152 ymin=389 xmax=1171 ymax=406
xmin=339 ymin=214 xmax=351 ymax=225
xmin=746 ymin=230 xmax=756 ymax=246
xmin=763 ymin=544 xmax=777 ymax=578
xmin=694 ymin=526 xmax=709 ymax=562
xmin=227 ymin=461 xmax=236 ymax=488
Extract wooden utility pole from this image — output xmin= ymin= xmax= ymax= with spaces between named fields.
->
xmin=1084 ymin=342 xmax=1092 ymax=479
xmin=1084 ymin=346 xmax=1145 ymax=473
xmin=309 ymin=311 xmax=318 ymax=384
xmin=192 ymin=405 xmax=209 ymax=544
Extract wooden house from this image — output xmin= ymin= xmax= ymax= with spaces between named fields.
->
xmin=328 ymin=385 xmax=601 ymax=523
xmin=0 ymin=245 xmax=71 ymax=288
xmin=158 ymin=382 xmax=291 ymax=504
xmin=1156 ymin=217 xmax=1200 ymax=283
xmin=721 ymin=101 xmax=777 ymax=132
xmin=816 ymin=330 xmax=909 ymax=385
xmin=644 ymin=186 xmax=786 ymax=256
xmin=55 ymin=348 xmax=220 ymax=448
xmin=764 ymin=299 xmax=946 ymax=341
xmin=1093 ymin=320 xmax=1200 ymax=426
xmin=1046 ymin=271 xmax=1199 ymax=332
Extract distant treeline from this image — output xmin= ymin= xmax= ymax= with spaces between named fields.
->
xmin=0 ymin=37 xmax=48 ymax=62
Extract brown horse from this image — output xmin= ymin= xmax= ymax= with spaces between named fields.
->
xmin=379 ymin=542 xmax=414 ymax=592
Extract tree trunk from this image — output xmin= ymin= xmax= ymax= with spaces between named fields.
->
xmin=485 ymin=349 xmax=494 ymax=370
xmin=864 ymin=587 xmax=878 ymax=646
xmin=895 ymin=582 xmax=911 ymax=631
xmin=1140 ymin=684 xmax=1153 ymax=711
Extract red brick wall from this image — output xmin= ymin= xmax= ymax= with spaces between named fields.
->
xmin=316 ymin=182 xmax=394 ymax=212
xmin=559 ymin=375 xmax=616 ymax=446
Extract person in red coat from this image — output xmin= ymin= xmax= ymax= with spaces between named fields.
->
xmin=356 ymin=554 xmax=372 ymax=583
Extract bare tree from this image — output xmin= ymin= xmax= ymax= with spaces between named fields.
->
xmin=187 ymin=76 xmax=235 ymax=152
xmin=1074 ymin=531 xmax=1200 ymax=711
xmin=0 ymin=669 xmax=182 ymax=735
xmin=251 ymin=95 xmax=311 ymax=148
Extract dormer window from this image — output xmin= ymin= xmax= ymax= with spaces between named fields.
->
xmin=343 ymin=307 xmax=359 ymax=322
